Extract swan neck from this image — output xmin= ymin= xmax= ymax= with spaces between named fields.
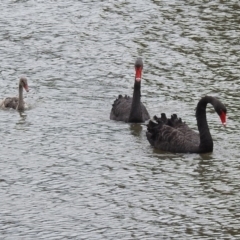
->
xmin=18 ymin=84 xmax=24 ymax=111
xmin=196 ymin=96 xmax=214 ymax=152
xmin=129 ymin=81 xmax=142 ymax=122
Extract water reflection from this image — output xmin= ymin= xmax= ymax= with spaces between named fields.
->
xmin=199 ymin=153 xmax=213 ymax=161
xmin=195 ymin=157 xmax=214 ymax=177
xmin=16 ymin=111 xmax=27 ymax=124
xmin=129 ymin=123 xmax=143 ymax=137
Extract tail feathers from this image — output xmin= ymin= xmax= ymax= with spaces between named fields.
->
xmin=112 ymin=94 xmax=130 ymax=107
xmin=153 ymin=113 xmax=182 ymax=126
xmin=160 ymin=113 xmax=168 ymax=124
xmin=146 ymin=117 xmax=165 ymax=145
xmin=169 ymin=114 xmax=182 ymax=127
xmin=153 ymin=113 xmax=167 ymax=123
xmin=146 ymin=113 xmax=183 ymax=146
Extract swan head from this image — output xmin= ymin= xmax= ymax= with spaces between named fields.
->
xmin=135 ymin=58 xmax=143 ymax=82
xmin=19 ymin=77 xmax=29 ymax=92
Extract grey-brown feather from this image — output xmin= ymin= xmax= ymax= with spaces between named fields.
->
xmin=0 ymin=77 xmax=29 ymax=111
xmin=3 ymin=97 xmax=20 ymax=109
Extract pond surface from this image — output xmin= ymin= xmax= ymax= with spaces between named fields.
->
xmin=0 ymin=0 xmax=240 ymax=239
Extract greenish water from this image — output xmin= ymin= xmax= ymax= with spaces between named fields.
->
xmin=0 ymin=0 xmax=239 ymax=239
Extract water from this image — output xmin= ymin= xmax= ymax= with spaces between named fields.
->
xmin=0 ymin=0 xmax=240 ymax=239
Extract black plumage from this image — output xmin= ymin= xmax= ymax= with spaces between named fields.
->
xmin=110 ymin=58 xmax=150 ymax=123
xmin=146 ymin=96 xmax=227 ymax=153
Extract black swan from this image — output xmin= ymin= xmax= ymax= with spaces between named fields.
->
xmin=0 ymin=77 xmax=29 ymax=111
xmin=110 ymin=58 xmax=150 ymax=122
xmin=146 ymin=96 xmax=227 ymax=153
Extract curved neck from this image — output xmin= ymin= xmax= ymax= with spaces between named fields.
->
xmin=196 ymin=96 xmax=214 ymax=152
xmin=17 ymin=84 xmax=24 ymax=111
xmin=129 ymin=80 xmax=142 ymax=122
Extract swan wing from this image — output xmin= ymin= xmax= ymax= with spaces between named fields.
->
xmin=1 ymin=97 xmax=19 ymax=109
xmin=110 ymin=95 xmax=132 ymax=122
xmin=147 ymin=117 xmax=200 ymax=153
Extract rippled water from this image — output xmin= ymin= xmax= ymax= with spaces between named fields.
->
xmin=0 ymin=0 xmax=240 ymax=239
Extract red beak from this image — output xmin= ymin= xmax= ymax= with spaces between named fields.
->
xmin=135 ymin=67 xmax=142 ymax=82
xmin=220 ymin=111 xmax=226 ymax=127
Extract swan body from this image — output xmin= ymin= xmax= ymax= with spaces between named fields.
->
xmin=146 ymin=96 xmax=227 ymax=153
xmin=110 ymin=58 xmax=150 ymax=123
xmin=0 ymin=77 xmax=29 ymax=111
xmin=110 ymin=94 xmax=149 ymax=122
